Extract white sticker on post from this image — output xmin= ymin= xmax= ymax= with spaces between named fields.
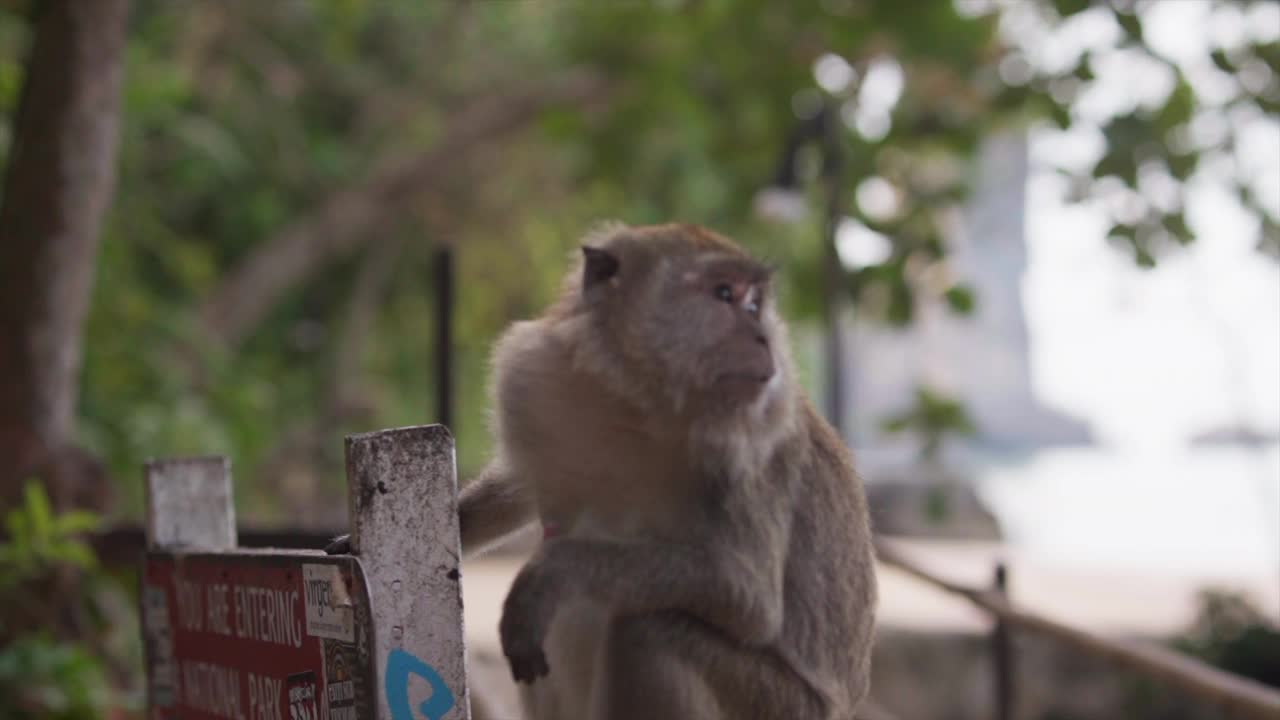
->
xmin=302 ymin=564 xmax=355 ymax=642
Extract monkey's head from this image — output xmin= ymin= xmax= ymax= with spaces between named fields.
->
xmin=570 ymin=223 xmax=791 ymax=419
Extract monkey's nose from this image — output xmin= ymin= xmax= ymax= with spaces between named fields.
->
xmin=755 ymin=334 xmax=768 ymax=347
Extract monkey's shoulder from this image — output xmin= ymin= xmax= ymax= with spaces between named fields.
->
xmin=796 ymin=400 xmax=858 ymax=478
xmin=492 ymin=318 xmax=561 ymax=367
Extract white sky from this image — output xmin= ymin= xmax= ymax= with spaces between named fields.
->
xmin=1025 ymin=166 xmax=1280 ymax=447
xmin=1019 ymin=1 xmax=1280 ymax=448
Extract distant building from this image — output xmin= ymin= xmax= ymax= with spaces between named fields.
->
xmin=844 ymin=131 xmax=1092 ymax=458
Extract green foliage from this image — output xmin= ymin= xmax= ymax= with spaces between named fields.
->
xmin=0 ymin=481 xmax=99 ymax=593
xmin=880 ymin=386 xmax=977 ymax=461
xmin=943 ymin=284 xmax=976 ymax=315
xmin=0 ymin=482 xmax=125 ymax=720
xmin=1100 ymin=589 xmax=1280 ymax=720
xmin=0 ymin=0 xmax=1271 ymax=520
xmin=0 ymin=635 xmax=112 ymax=720
xmin=1044 ymin=590 xmax=1280 ymax=720
xmin=1171 ymin=589 xmax=1280 ymax=689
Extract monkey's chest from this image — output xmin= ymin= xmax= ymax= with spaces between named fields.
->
xmin=511 ymin=416 xmax=688 ymax=535
xmin=499 ymin=358 xmax=692 ymax=533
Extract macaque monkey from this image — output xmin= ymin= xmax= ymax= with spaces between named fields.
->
xmin=332 ymin=223 xmax=877 ymax=720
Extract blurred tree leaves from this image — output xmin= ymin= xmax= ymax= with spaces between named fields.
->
xmin=0 ymin=481 xmax=99 ymax=591
xmin=881 ymin=387 xmax=978 ymax=462
xmin=0 ymin=635 xmax=113 ymax=720
xmin=0 ymin=0 xmax=1272 ymax=519
xmin=0 ymin=482 xmax=130 ymax=719
xmin=943 ymin=284 xmax=977 ymax=315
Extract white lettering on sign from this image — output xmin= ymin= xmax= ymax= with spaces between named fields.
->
xmin=175 ymin=578 xmax=204 ymax=632
xmin=206 ymin=583 xmax=233 ymax=636
xmin=180 ymin=659 xmax=246 ymax=720
xmin=301 ymin=564 xmax=354 ymax=642
xmin=247 ymin=672 xmax=282 ymax=720
xmin=327 ymin=680 xmax=354 ymax=704
xmin=233 ymin=585 xmax=304 ymax=648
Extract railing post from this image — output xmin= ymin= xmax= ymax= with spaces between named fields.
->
xmin=992 ymin=561 xmax=1014 ymax=720
xmin=345 ymin=424 xmax=470 ymax=720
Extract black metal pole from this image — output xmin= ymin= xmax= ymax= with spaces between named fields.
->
xmin=992 ymin=562 xmax=1015 ymax=720
xmin=433 ymin=245 xmax=454 ymax=430
xmin=820 ymin=103 xmax=847 ymax=435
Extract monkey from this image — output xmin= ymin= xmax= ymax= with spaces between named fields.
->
xmin=490 ymin=222 xmax=876 ymax=720
xmin=330 ymin=222 xmax=877 ymax=720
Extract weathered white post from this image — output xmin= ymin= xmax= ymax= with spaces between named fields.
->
xmin=142 ymin=456 xmax=236 ymax=712
xmin=145 ymin=456 xmax=236 ymax=550
xmin=345 ymin=424 xmax=470 ymax=720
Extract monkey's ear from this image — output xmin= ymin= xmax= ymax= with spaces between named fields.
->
xmin=581 ymin=246 xmax=620 ymax=290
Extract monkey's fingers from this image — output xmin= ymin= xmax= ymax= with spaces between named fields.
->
xmin=505 ymin=648 xmax=550 ymax=684
xmin=324 ymin=534 xmax=352 ymax=554
xmin=500 ymin=620 xmax=550 ymax=682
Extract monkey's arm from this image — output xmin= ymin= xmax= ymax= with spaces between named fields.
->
xmin=326 ymin=459 xmax=537 ymax=557
xmin=500 ymin=505 xmax=792 ymax=682
xmin=458 ymin=460 xmax=538 ymax=557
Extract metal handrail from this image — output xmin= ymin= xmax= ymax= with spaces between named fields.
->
xmin=874 ymin=539 xmax=1280 ymax=720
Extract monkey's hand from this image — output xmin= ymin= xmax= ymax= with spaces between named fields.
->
xmin=499 ymin=555 xmax=558 ymax=683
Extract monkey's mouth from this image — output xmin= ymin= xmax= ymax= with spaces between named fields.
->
xmin=714 ymin=371 xmax=774 ymax=390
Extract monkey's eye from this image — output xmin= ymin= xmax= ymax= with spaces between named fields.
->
xmin=744 ymin=286 xmax=764 ymax=317
xmin=713 ymin=284 xmax=734 ymax=303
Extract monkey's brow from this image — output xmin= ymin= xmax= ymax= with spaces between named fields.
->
xmin=700 ymin=255 xmax=773 ymax=282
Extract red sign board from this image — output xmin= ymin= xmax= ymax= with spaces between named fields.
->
xmin=142 ymin=552 xmax=376 ymax=720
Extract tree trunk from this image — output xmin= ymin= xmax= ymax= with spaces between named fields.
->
xmin=0 ymin=0 xmax=130 ymax=512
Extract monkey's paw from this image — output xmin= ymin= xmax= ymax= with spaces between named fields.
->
xmin=499 ymin=607 xmax=551 ymax=683
xmin=499 ymin=571 xmax=553 ymax=683
xmin=502 ymin=636 xmax=550 ymax=684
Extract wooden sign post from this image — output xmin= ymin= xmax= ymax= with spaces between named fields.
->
xmin=140 ymin=425 xmax=470 ymax=720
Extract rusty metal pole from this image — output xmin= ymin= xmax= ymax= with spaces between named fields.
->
xmin=992 ymin=562 xmax=1015 ymax=720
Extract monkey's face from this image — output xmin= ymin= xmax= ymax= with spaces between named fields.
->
xmin=669 ymin=256 xmax=777 ymax=402
xmin=579 ymin=226 xmax=785 ymax=416
xmin=615 ymin=255 xmax=778 ymax=409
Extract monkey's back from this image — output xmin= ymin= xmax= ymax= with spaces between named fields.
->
xmin=775 ymin=400 xmax=878 ymax=714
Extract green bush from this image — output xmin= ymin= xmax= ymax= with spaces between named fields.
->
xmin=0 ymin=481 xmax=126 ymax=720
xmin=0 ymin=635 xmax=112 ymax=720
xmin=0 ymin=481 xmax=99 ymax=593
xmin=1172 ymin=589 xmax=1280 ymax=690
